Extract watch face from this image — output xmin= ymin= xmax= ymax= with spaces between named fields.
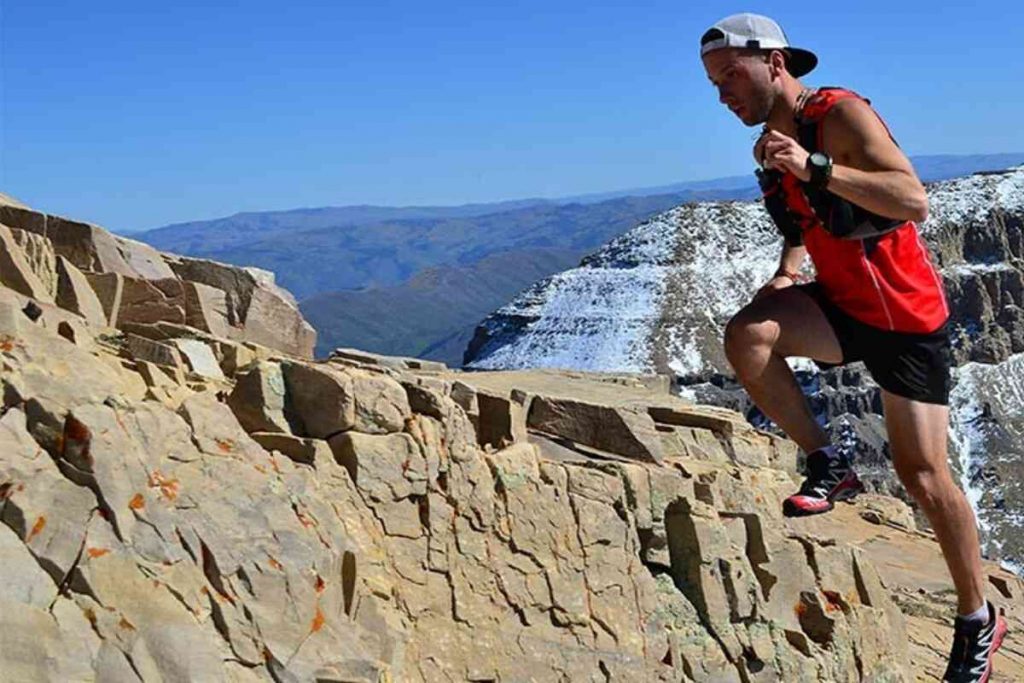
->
xmin=810 ymin=152 xmax=828 ymax=166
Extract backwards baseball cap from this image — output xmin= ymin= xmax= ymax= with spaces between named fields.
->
xmin=700 ymin=13 xmax=817 ymax=77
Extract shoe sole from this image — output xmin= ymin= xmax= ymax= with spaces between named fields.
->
xmin=978 ymin=616 xmax=1009 ymax=683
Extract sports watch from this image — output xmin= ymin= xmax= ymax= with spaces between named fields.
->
xmin=807 ymin=152 xmax=833 ymax=189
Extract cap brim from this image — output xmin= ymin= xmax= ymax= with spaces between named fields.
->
xmin=786 ymin=48 xmax=817 ymax=77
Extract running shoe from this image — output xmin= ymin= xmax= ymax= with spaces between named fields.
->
xmin=783 ymin=448 xmax=864 ymax=517
xmin=942 ymin=600 xmax=1008 ymax=682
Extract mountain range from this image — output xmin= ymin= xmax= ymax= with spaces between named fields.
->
xmin=134 ymin=153 xmax=1024 ymax=362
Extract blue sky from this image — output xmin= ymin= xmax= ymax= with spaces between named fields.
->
xmin=2 ymin=1 xmax=1022 ymax=231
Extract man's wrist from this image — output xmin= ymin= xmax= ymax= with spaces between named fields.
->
xmin=807 ymin=152 xmax=834 ymax=189
xmin=773 ymin=268 xmax=800 ymax=283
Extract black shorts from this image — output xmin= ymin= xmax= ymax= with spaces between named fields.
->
xmin=796 ymin=282 xmax=952 ymax=405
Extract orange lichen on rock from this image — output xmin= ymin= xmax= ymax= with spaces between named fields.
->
xmin=310 ymin=605 xmax=325 ymax=634
xmin=147 ymin=471 xmax=180 ymax=501
xmin=268 ymin=556 xmax=283 ymax=570
xmin=215 ymin=438 xmax=235 ymax=453
xmin=129 ymin=493 xmax=145 ymax=510
xmin=87 ymin=547 xmax=110 ymax=559
xmin=27 ymin=516 xmax=46 ymax=542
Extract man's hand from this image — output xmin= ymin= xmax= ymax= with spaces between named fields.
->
xmin=752 ymin=274 xmax=796 ymax=301
xmin=755 ymin=130 xmax=811 ymax=181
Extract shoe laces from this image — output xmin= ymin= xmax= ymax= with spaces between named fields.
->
xmin=798 ymin=452 xmax=848 ymax=497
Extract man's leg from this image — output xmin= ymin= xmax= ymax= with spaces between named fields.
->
xmin=724 ymin=286 xmax=843 ymax=454
xmin=881 ymin=390 xmax=986 ymax=615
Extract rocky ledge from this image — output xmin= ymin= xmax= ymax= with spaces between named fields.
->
xmin=2 ymin=198 xmax=1023 ymax=681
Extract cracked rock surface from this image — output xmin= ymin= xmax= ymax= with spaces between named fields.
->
xmin=2 ymin=194 xmax=1024 ymax=681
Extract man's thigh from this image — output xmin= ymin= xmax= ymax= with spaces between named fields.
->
xmin=729 ymin=286 xmax=844 ymax=364
xmin=881 ymin=389 xmax=951 ymax=475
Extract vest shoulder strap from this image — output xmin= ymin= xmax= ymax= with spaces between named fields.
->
xmin=788 ymin=87 xmax=904 ymax=239
xmin=797 ymin=87 xmax=868 ymax=152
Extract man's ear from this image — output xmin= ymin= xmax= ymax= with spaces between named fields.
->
xmin=768 ymin=50 xmax=788 ymax=79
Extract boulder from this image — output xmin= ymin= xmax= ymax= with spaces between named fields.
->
xmin=166 ymin=256 xmax=315 ymax=358
xmin=182 ymin=280 xmax=232 ymax=338
xmin=283 ymin=362 xmax=411 ymax=438
xmin=0 ymin=225 xmax=52 ymax=302
xmin=0 ymin=206 xmax=173 ymax=281
xmin=243 ymin=277 xmax=317 ymax=358
xmin=116 ymin=276 xmax=187 ymax=327
xmin=55 ymin=256 xmax=107 ymax=326
xmin=170 ymin=338 xmax=226 ymax=381
xmin=123 ymin=333 xmax=186 ymax=371
xmin=527 ymin=396 xmax=664 ymax=463
xmin=83 ymin=272 xmax=123 ymax=327
xmin=281 ymin=362 xmax=356 ymax=438
xmin=228 ymin=361 xmax=293 ymax=434
xmin=8 ymin=228 xmax=57 ymax=298
xmin=476 ymin=390 xmax=529 ymax=450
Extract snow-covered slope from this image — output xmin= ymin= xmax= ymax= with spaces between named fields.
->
xmin=467 ymin=165 xmax=1024 ymax=375
xmin=464 ymin=202 xmax=779 ymax=376
xmin=950 ymin=353 xmax=1024 ymax=575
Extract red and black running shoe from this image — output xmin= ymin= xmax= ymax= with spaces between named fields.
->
xmin=943 ymin=600 xmax=1008 ymax=682
xmin=783 ymin=449 xmax=864 ymax=517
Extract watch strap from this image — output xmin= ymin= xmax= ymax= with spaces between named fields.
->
xmin=808 ymin=153 xmax=833 ymax=189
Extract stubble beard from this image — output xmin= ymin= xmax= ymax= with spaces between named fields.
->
xmin=747 ymin=89 xmax=774 ymax=126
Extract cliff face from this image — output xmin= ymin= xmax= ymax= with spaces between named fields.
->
xmin=2 ymin=197 xmax=1023 ymax=681
xmin=0 ymin=199 xmax=316 ymax=359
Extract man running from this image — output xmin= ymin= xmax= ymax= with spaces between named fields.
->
xmin=700 ymin=13 xmax=1007 ymax=682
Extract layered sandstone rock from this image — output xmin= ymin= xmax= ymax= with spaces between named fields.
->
xmin=2 ymin=199 xmax=1023 ymax=681
xmin=0 ymin=197 xmax=315 ymax=358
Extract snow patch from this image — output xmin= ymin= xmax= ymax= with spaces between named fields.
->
xmin=922 ymin=166 xmax=1024 ymax=233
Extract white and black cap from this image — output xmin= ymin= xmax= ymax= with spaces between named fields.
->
xmin=700 ymin=13 xmax=818 ymax=77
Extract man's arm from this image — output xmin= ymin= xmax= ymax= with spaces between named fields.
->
xmin=754 ymin=243 xmax=807 ymax=301
xmin=777 ymin=242 xmax=807 ymax=278
xmin=759 ymin=99 xmax=929 ymax=222
xmin=820 ymin=99 xmax=929 ymax=222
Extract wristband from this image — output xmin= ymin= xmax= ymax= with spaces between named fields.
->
xmin=774 ymin=269 xmax=799 ymax=282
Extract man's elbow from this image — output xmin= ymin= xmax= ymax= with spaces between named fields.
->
xmin=908 ymin=192 xmax=929 ymax=223
xmin=900 ymin=176 xmax=929 ymax=222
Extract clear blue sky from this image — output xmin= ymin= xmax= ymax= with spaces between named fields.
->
xmin=2 ymin=1 xmax=1022 ymax=232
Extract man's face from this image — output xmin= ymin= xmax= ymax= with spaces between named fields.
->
xmin=702 ymin=49 xmax=775 ymax=127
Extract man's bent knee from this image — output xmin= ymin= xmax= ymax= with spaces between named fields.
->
xmin=724 ymin=314 xmax=777 ymax=379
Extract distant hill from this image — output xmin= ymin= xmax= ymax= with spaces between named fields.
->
xmin=132 ymin=153 xmax=1024 ymax=362
xmin=139 ymin=191 xmax=730 ymax=299
xmin=300 ymin=248 xmax=582 ymax=362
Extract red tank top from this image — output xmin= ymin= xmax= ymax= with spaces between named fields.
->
xmin=780 ymin=88 xmax=949 ymax=334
